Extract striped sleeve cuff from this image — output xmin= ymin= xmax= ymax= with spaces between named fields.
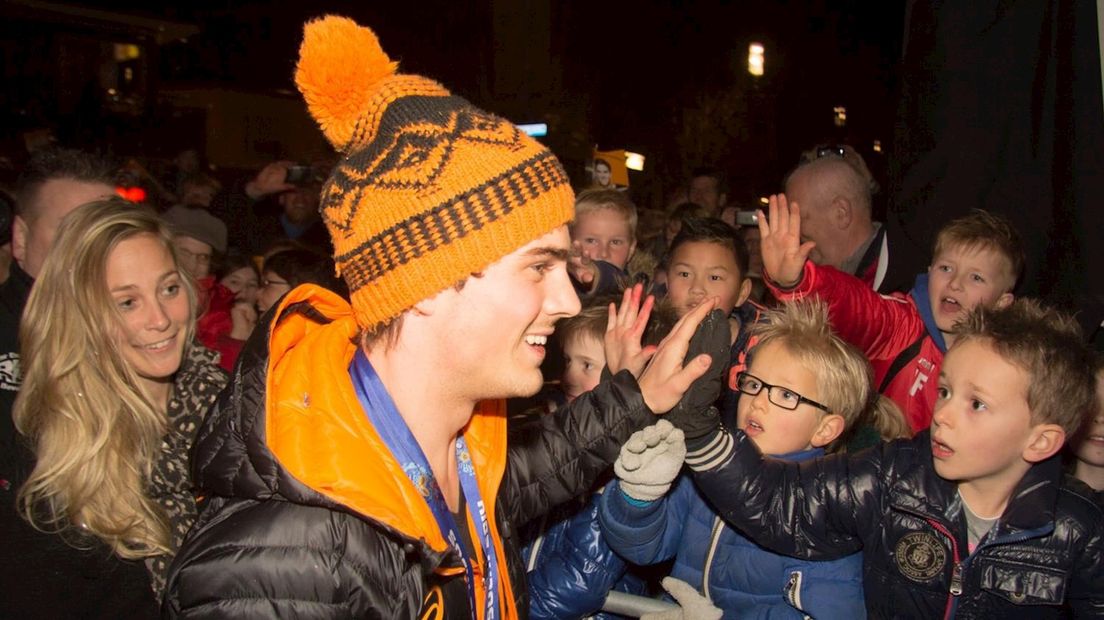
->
xmin=685 ymin=429 xmax=735 ymax=471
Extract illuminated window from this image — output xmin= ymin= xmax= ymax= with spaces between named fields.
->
xmin=748 ymin=43 xmax=765 ymax=77
xmin=833 ymin=106 xmax=847 ymax=127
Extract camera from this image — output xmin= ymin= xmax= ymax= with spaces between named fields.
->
xmin=284 ymin=164 xmax=313 ymax=185
xmin=735 ymin=210 xmax=759 ymax=227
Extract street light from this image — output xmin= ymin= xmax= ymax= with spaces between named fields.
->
xmin=748 ymin=43 xmax=765 ymax=77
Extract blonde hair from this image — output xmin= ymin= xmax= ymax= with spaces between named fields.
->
xmin=932 ymin=209 xmax=1024 ymax=290
xmin=573 ymin=188 xmax=638 ymax=241
xmin=751 ymin=301 xmax=910 ymax=447
xmin=14 ymin=198 xmax=196 ymax=559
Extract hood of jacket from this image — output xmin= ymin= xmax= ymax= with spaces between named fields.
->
xmin=191 ymin=284 xmax=511 ymax=559
xmin=909 ymin=273 xmax=948 ymax=353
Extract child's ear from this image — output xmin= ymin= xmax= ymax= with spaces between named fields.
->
xmin=995 ymin=291 xmax=1014 ymax=309
xmin=810 ymin=414 xmax=846 ymax=447
xmin=735 ymin=277 xmax=753 ymax=307
xmin=1023 ymin=423 xmax=1065 ymax=463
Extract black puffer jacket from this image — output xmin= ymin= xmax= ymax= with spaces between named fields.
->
xmin=163 ymin=287 xmax=654 ymax=618
xmin=686 ymin=429 xmax=1104 ymax=618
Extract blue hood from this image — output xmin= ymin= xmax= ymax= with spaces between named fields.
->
xmin=910 ymin=273 xmax=948 ymax=353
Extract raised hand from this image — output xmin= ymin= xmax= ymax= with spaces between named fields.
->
xmin=614 ymin=420 xmax=686 ymax=502
xmin=636 ymin=297 xmax=717 ymax=414
xmin=567 ymin=240 xmax=599 ymax=293
xmin=604 ymin=283 xmax=656 ymax=377
xmin=758 ymin=193 xmax=815 ymax=288
xmin=245 ymin=161 xmax=296 ymax=200
xmin=660 ymin=308 xmax=730 ymax=439
xmin=229 ymin=301 xmax=258 ymax=340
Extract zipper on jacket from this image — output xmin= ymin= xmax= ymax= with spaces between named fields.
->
xmin=971 ymin=523 xmax=1053 ymax=559
xmin=955 ymin=524 xmax=1053 ymax=606
xmin=948 ymin=562 xmax=964 ymax=595
xmin=924 ymin=518 xmax=962 ymax=620
xmin=701 ymin=516 xmax=725 ymax=602
xmin=926 ymin=516 xmax=1054 ymax=619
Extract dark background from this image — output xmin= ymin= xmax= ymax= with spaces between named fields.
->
xmin=0 ymin=0 xmax=1100 ymax=339
xmin=0 ymin=0 xmax=906 ymax=206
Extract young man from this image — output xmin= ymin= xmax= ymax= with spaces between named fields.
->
xmin=164 ymin=16 xmax=717 ymax=619
xmin=759 ymin=194 xmax=1022 ymax=432
xmin=678 ymin=300 xmax=1103 ymax=617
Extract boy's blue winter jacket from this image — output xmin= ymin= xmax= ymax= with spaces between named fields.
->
xmin=521 ymin=488 xmax=648 ymax=620
xmin=599 ymin=448 xmax=866 ymax=619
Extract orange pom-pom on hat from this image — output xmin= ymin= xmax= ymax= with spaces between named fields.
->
xmin=295 ymin=15 xmax=575 ymax=332
xmin=295 ymin=15 xmax=398 ymax=151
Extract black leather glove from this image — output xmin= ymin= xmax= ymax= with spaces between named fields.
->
xmin=662 ymin=308 xmax=730 ymax=439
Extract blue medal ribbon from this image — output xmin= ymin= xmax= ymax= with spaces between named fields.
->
xmin=350 ymin=350 xmax=500 ymax=620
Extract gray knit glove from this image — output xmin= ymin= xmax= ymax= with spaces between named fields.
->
xmin=641 ymin=577 xmax=723 ymax=620
xmin=615 ymin=420 xmax=686 ymax=502
xmin=662 ymin=309 xmax=730 ymax=439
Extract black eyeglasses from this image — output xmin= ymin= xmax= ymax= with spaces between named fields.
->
xmin=736 ymin=372 xmax=832 ymax=413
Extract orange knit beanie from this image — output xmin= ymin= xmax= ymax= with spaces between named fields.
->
xmin=295 ymin=16 xmax=575 ymax=331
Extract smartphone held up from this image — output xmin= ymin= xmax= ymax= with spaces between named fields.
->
xmin=284 ymin=164 xmax=314 ymax=185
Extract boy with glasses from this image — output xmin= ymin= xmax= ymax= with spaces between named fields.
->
xmin=599 ymin=301 xmax=902 ymax=618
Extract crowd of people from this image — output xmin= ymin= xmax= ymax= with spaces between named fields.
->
xmin=0 ymin=13 xmax=1101 ymax=620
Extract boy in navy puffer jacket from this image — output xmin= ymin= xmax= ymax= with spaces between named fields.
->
xmin=680 ymin=301 xmax=1104 ymax=618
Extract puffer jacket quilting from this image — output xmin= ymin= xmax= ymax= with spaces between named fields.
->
xmin=163 ymin=285 xmax=656 ymax=619
xmin=686 ymin=428 xmax=1104 ymax=619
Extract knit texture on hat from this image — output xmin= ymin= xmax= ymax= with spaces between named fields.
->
xmin=295 ymin=15 xmax=575 ymax=331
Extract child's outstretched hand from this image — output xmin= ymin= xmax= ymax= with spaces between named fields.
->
xmin=660 ymin=308 xmax=729 ymax=439
xmin=567 ymin=240 xmax=599 ymax=294
xmin=640 ymin=577 xmax=722 ymax=620
xmin=604 ymin=283 xmax=656 ymax=377
xmin=759 ymin=193 xmax=815 ymax=288
xmin=614 ymin=420 xmax=686 ymax=502
xmin=636 ymin=297 xmax=717 ymax=414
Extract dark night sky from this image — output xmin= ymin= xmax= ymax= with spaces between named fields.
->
xmin=54 ymin=1 xmax=908 ymax=197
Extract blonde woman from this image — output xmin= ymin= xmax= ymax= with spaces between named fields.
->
xmin=12 ymin=198 xmax=226 ymax=611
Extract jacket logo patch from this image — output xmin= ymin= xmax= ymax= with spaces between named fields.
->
xmin=895 ymin=531 xmax=947 ymax=582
